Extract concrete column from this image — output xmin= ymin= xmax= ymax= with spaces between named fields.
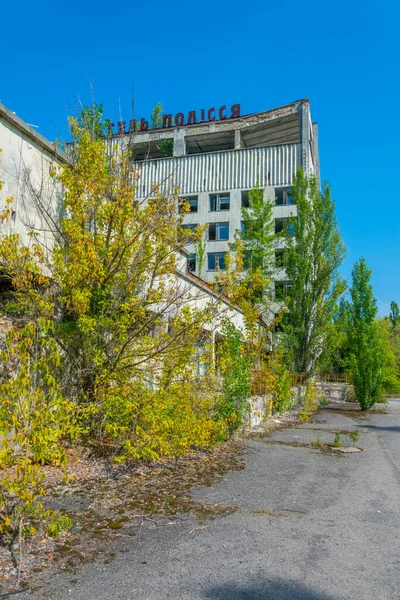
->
xmin=234 ymin=129 xmax=243 ymax=149
xmin=299 ymin=100 xmax=311 ymax=175
xmin=173 ymin=129 xmax=186 ymax=157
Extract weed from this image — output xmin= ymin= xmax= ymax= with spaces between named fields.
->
xmin=47 ymin=515 xmax=73 ymax=537
xmin=349 ymin=430 xmax=359 ymax=447
xmin=333 ymin=433 xmax=342 ymax=447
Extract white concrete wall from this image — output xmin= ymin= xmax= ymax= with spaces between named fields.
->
xmin=0 ymin=106 xmax=64 ymax=253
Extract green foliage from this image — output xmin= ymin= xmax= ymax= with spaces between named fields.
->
xmin=150 ymin=102 xmax=174 ymax=156
xmin=389 ymin=301 xmax=399 ymax=330
xmin=47 ymin=514 xmax=73 ymax=537
xmin=0 ymin=319 xmax=76 ymax=564
xmin=195 ymin=234 xmax=206 ymax=277
xmin=298 ymin=379 xmax=319 ymax=421
xmin=0 ymin=117 xmax=235 ymax=464
xmin=376 ymin=319 xmax=400 ymax=394
xmin=333 ymin=432 xmax=342 ymax=447
xmin=215 ymin=320 xmax=253 ymax=436
xmin=77 ymin=103 xmax=110 ymax=140
xmin=349 ymin=430 xmax=359 ymax=447
xmin=283 ymin=170 xmax=346 ymax=378
xmin=238 ymin=184 xmax=275 ymax=301
xmin=150 ymin=102 xmax=163 ymax=128
xmin=347 ymin=258 xmax=384 ymax=410
xmin=264 ymin=349 xmax=293 ymax=414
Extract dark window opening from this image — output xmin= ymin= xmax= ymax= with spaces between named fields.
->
xmin=208 ymin=222 xmax=229 ymax=241
xmin=275 ymin=249 xmax=287 ymax=267
xmin=209 ymin=193 xmax=230 ymax=212
xmin=187 ymin=254 xmax=196 ymax=273
xmin=241 ymin=190 xmax=250 ymax=208
xmin=275 ymin=218 xmax=295 ymax=235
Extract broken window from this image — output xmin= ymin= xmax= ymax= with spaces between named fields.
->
xmin=275 ymin=187 xmax=293 ymax=206
xmin=208 ymin=252 xmax=227 ymax=271
xmin=208 ymin=222 xmax=229 ymax=241
xmin=275 ymin=249 xmax=287 ymax=267
xmin=241 ymin=190 xmax=250 ymax=208
xmin=275 ymin=217 xmax=294 ymax=234
xmin=209 ymin=193 xmax=230 ymax=212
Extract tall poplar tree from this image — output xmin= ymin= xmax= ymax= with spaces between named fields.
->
xmin=283 ymin=169 xmax=346 ymax=377
xmin=238 ymin=185 xmax=275 ymax=302
xmin=347 ymin=258 xmax=383 ymax=409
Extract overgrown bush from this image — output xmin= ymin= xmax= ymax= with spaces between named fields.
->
xmin=214 ymin=320 xmax=253 ymax=436
xmin=298 ymin=380 xmax=319 ymax=421
xmin=0 ymin=320 xmax=76 ymax=565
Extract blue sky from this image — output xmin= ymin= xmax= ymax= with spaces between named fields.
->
xmin=2 ymin=0 xmax=399 ymax=314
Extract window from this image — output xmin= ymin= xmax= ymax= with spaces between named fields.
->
xmin=208 ymin=252 xmax=227 ymax=271
xmin=181 ymin=224 xmax=198 ymax=244
xmin=275 ymin=218 xmax=287 ymax=234
xmin=208 ymin=222 xmax=229 ymax=241
xmin=275 ymin=249 xmax=287 ymax=267
xmin=284 ymin=190 xmax=293 ymax=206
xmin=209 ymin=193 xmax=230 ymax=212
xmin=187 ymin=254 xmax=196 ymax=273
xmin=275 ymin=187 xmax=293 ymax=206
xmin=241 ymin=191 xmax=250 ymax=208
xmin=179 ymin=195 xmax=198 ymax=213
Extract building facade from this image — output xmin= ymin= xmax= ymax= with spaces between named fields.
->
xmin=120 ymin=99 xmax=320 ymax=289
xmin=0 ymin=102 xmax=249 ymax=339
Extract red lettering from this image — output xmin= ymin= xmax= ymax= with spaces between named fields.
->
xmin=107 ymin=122 xmax=115 ymax=136
xmin=129 ymin=119 xmax=137 ymax=133
xmin=140 ymin=118 xmax=149 ymax=131
xmin=118 ymin=121 xmax=126 ymax=134
xmin=218 ymin=106 xmax=227 ymax=120
xmin=187 ymin=111 xmax=197 ymax=125
xmin=208 ymin=108 xmax=216 ymax=121
xmin=231 ymin=104 xmax=241 ymax=118
xmin=162 ymin=114 xmax=173 ymax=128
xmin=200 ymin=109 xmax=205 ymax=122
xmin=175 ymin=113 xmax=184 ymax=126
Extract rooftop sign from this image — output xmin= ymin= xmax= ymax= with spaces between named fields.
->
xmin=106 ymin=104 xmax=241 ymax=136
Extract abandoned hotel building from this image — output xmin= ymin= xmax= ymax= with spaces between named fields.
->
xmin=115 ymin=99 xmax=320 ymax=299
xmin=0 ymin=98 xmax=320 ymax=315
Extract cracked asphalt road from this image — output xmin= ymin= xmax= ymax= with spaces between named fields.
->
xmin=30 ymin=401 xmax=400 ymax=600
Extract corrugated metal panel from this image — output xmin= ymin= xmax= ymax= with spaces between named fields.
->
xmin=133 ymin=144 xmax=300 ymax=197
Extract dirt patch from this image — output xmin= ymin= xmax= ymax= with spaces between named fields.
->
xmin=0 ymin=440 xmax=244 ymax=595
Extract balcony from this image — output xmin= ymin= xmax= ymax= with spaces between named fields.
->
xmin=133 ymin=144 xmax=301 ymax=199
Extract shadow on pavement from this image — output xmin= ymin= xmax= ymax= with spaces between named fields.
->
xmin=360 ymin=425 xmax=400 ymax=432
xmin=204 ymin=578 xmax=341 ymax=600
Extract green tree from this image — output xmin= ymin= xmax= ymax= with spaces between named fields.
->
xmin=150 ymin=102 xmax=173 ymax=157
xmin=214 ymin=320 xmax=253 ymax=436
xmin=376 ymin=318 xmax=400 ymax=394
xmin=389 ymin=301 xmax=400 ymax=330
xmin=239 ymin=184 xmax=275 ymax=300
xmin=0 ymin=109 xmax=227 ymax=460
xmin=347 ymin=258 xmax=383 ymax=409
xmin=283 ymin=169 xmax=346 ymax=378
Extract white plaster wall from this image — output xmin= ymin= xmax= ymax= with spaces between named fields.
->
xmin=0 ymin=117 xmax=62 ymax=253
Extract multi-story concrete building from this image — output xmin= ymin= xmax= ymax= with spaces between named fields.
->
xmin=120 ymin=99 xmax=319 ymax=291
